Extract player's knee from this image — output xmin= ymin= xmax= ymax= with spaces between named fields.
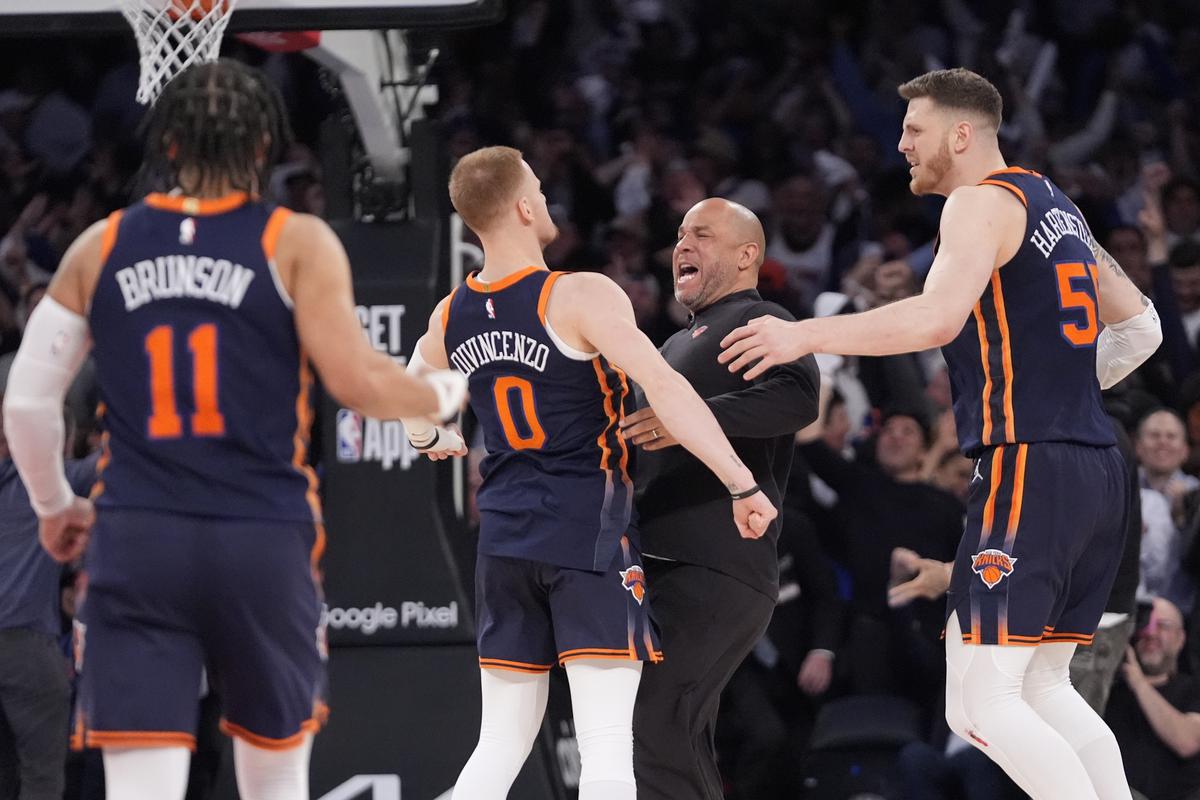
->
xmin=575 ymin=722 xmax=634 ymax=786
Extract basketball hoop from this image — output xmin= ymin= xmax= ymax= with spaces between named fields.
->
xmin=119 ymin=0 xmax=238 ymax=105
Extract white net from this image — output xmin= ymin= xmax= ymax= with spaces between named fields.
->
xmin=119 ymin=0 xmax=238 ymax=105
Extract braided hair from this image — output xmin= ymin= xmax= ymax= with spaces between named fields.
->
xmin=141 ymin=58 xmax=293 ymax=196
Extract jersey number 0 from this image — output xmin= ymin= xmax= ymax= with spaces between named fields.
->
xmin=493 ymin=376 xmax=546 ymax=450
xmin=145 ymin=323 xmax=226 ymax=439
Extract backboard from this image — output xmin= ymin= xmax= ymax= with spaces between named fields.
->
xmin=0 ymin=0 xmax=503 ymax=34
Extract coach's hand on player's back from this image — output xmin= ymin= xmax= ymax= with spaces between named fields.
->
xmin=719 ymin=315 xmax=812 ymax=381
xmin=40 ymin=496 xmax=94 ymax=563
xmin=733 ymin=490 xmax=776 ymax=540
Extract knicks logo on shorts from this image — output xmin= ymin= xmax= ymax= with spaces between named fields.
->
xmin=971 ymin=548 xmax=1018 ymax=590
xmin=620 ymin=565 xmax=646 ymax=605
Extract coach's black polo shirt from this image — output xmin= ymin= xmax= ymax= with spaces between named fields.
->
xmin=634 ymin=289 xmax=819 ymax=600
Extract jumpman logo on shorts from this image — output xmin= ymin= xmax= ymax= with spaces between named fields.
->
xmin=972 ymin=460 xmax=984 ymax=484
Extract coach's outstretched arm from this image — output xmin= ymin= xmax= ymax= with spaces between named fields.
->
xmin=282 ymin=214 xmax=465 ymax=421
xmin=556 ymin=272 xmax=777 ymax=539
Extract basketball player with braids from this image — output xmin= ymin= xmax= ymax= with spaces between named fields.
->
xmin=2 ymin=59 xmax=464 ymax=800
xmin=721 ymin=68 xmax=1162 ymax=798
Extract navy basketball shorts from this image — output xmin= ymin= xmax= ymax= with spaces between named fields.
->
xmin=73 ymin=509 xmax=327 ymax=751
xmin=947 ymin=442 xmax=1129 ymax=647
xmin=475 ymin=536 xmax=662 ymax=673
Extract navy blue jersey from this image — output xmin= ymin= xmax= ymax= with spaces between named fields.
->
xmin=941 ymin=168 xmax=1116 ymax=457
xmin=88 ymin=193 xmax=320 ymax=524
xmin=444 ymin=268 xmax=635 ymax=572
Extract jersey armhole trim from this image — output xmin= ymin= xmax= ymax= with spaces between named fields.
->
xmin=538 ymin=272 xmax=599 ymax=360
xmin=545 ymin=318 xmax=598 ymax=360
xmin=261 ymin=207 xmax=295 ymax=310
xmin=441 ymin=285 xmax=460 ymax=333
xmin=978 ymin=179 xmax=1028 ymax=208
xmin=98 ymin=210 xmax=123 ymax=265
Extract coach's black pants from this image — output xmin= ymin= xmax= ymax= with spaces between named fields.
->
xmin=633 ymin=560 xmax=776 ymax=800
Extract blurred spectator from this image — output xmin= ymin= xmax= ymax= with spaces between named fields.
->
xmin=796 ymin=401 xmax=962 ymax=719
xmin=766 ymin=174 xmax=836 ymax=314
xmin=0 ymin=405 xmax=96 ymax=800
xmin=1170 ymin=241 xmax=1200 ymax=356
xmin=1107 ymin=598 xmax=1200 ymax=800
xmin=1164 ymin=178 xmax=1200 ymax=250
xmin=1135 ymin=409 xmax=1198 ymax=612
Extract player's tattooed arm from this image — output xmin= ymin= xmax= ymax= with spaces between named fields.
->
xmin=1090 ymin=235 xmax=1154 ymax=325
xmin=724 ymin=455 xmax=752 ymax=493
xmin=1092 ymin=239 xmax=1132 ymax=282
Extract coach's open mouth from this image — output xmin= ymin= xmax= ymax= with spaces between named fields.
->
xmin=677 ymin=262 xmax=699 ymax=285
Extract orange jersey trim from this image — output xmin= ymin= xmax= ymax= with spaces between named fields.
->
xmin=590 ymin=358 xmax=631 ymax=478
xmin=220 ymin=717 xmax=321 ymax=751
xmin=86 ymin=730 xmax=197 ymax=751
xmin=980 ymin=446 xmax=1004 ymax=546
xmin=990 ymin=272 xmax=1017 ymax=441
xmin=70 ymin=712 xmax=86 ymax=751
xmin=89 ymin=404 xmax=111 ymax=501
xmin=558 ymin=649 xmax=662 ymax=666
xmin=1003 ymin=444 xmax=1029 ymax=553
xmin=441 ymin=286 xmax=460 ymax=333
xmin=479 ymin=658 xmax=554 ymax=674
xmin=291 ymin=354 xmax=324 ymax=566
xmin=98 ymin=210 xmax=123 ymax=265
xmin=986 ymin=166 xmax=1043 ymax=179
xmin=537 ymin=271 xmax=566 ymax=326
xmin=973 ymin=304 xmax=993 ymax=444
xmin=465 ymin=266 xmax=547 ymax=293
xmin=144 ymin=191 xmax=252 ymax=215
xmin=978 ymin=179 xmax=1028 ymax=208
xmin=261 ymin=206 xmax=293 ymax=262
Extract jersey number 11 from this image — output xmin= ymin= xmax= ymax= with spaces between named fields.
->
xmin=145 ymin=323 xmax=226 ymax=439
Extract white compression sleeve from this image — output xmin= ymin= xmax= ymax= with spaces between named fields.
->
xmin=1096 ymin=301 xmax=1162 ymax=390
xmin=3 ymin=297 xmax=90 ymax=516
xmin=564 ymin=660 xmax=641 ymax=800
xmin=233 ymin=733 xmax=312 ymax=800
xmin=103 ymin=746 xmax=190 ymax=800
xmin=944 ymin=614 xmax=1102 ymax=799
xmin=453 ymin=668 xmax=549 ymax=800
xmin=402 ymin=343 xmax=466 ymax=452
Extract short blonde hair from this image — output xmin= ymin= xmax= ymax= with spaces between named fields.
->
xmin=898 ymin=68 xmax=1003 ymax=130
xmin=449 ymin=146 xmax=527 ymax=234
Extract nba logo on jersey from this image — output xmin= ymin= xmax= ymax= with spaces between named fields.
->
xmin=620 ymin=565 xmax=647 ymax=604
xmin=179 ymin=217 xmax=196 ymax=246
xmin=336 ymin=409 xmax=363 ymax=462
xmin=485 ymin=297 xmax=496 ymax=320
xmin=971 ymin=549 xmax=1018 ymax=590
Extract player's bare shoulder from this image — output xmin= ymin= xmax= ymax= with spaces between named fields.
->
xmin=548 ymin=271 xmax=629 ymax=315
xmin=51 ymin=215 xmax=117 ymax=314
xmin=940 ymin=182 xmax=1026 ymax=263
xmin=945 ymin=182 xmax=1025 ymax=220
